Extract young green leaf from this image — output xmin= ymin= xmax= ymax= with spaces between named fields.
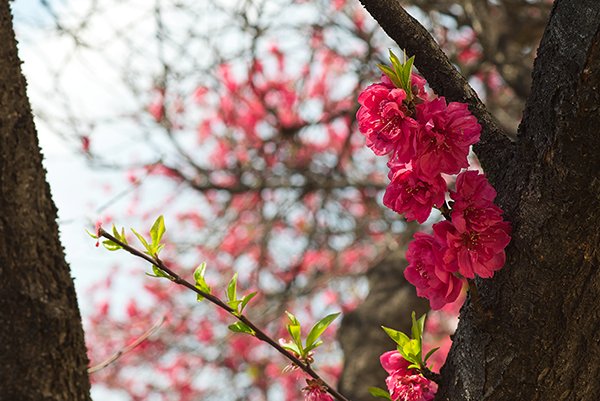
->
xmin=401 ymin=339 xmax=422 ymax=366
xmin=102 ymin=239 xmax=122 ymax=251
xmin=382 ymin=326 xmax=410 ymax=347
xmin=150 ymin=215 xmax=165 ymax=249
xmin=193 ymin=262 xmax=211 ymax=301
xmin=389 ymin=50 xmax=403 ymax=82
xmin=145 ymin=265 xmax=171 ymax=279
xmin=411 ymin=312 xmax=422 ymax=344
xmin=228 ymin=321 xmax=255 ymax=336
xmin=285 ymin=311 xmax=303 ymax=353
xmin=280 ymin=341 xmax=302 ymax=357
xmin=131 ymin=228 xmax=151 ymax=254
xmin=239 ymin=291 xmax=257 ymax=313
xmin=305 ymin=313 xmax=340 ymax=351
xmin=424 ymin=346 xmax=440 ymax=364
xmin=226 ymin=273 xmax=238 ymax=303
xmin=85 ymin=229 xmax=98 ymax=239
xmin=368 ymin=387 xmax=392 ymax=400
xmin=377 ymin=64 xmax=402 ymax=88
xmin=285 ymin=311 xmax=300 ymax=326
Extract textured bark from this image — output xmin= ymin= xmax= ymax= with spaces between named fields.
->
xmin=0 ymin=2 xmax=92 ymax=400
xmin=358 ymin=0 xmax=600 ymax=400
xmin=338 ymin=249 xmax=428 ymax=401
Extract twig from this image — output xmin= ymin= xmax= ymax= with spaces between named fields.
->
xmin=88 ymin=315 xmax=166 ymax=374
xmin=98 ymin=228 xmax=352 ymax=401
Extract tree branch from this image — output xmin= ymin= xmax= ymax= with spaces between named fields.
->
xmin=98 ymin=228 xmax=353 ymax=401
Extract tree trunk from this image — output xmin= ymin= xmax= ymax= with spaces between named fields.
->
xmin=358 ymin=1 xmax=600 ymax=400
xmin=0 ymin=2 xmax=92 ymax=400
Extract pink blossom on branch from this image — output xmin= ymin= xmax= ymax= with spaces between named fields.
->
xmin=434 ymin=220 xmax=511 ymax=279
xmin=386 ymin=373 xmax=437 ymax=401
xmin=302 ymin=380 xmax=334 ymax=401
xmin=383 ymin=162 xmax=446 ymax=223
xmin=450 ymin=170 xmax=504 ymax=232
xmin=404 ymin=232 xmax=466 ymax=309
xmin=413 ymin=98 xmax=481 ymax=179
xmin=380 ymin=350 xmax=411 ymax=375
xmin=357 ymin=83 xmax=418 ymax=161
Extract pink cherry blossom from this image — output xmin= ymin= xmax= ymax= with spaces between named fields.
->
xmin=383 ymin=163 xmax=446 ymax=223
xmin=404 ymin=232 xmax=466 ymax=309
xmin=380 ymin=350 xmax=412 ymax=375
xmin=302 ymin=381 xmax=334 ymax=401
xmin=450 ymin=170 xmax=504 ymax=232
xmin=357 ymin=83 xmax=418 ymax=161
xmin=434 ymin=220 xmax=511 ymax=279
xmin=413 ymin=97 xmax=481 ymax=179
xmin=386 ymin=372 xmax=437 ymax=401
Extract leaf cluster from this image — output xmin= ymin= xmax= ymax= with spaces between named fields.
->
xmin=377 ymin=50 xmax=416 ymax=100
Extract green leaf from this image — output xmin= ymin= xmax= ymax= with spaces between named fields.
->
xmin=150 ymin=215 xmax=165 ymax=249
xmin=424 ymin=347 xmax=440 ymax=364
xmin=239 ymin=292 xmax=257 ymax=313
xmin=400 ymin=339 xmax=422 ymax=367
xmin=401 ymin=55 xmax=415 ymax=96
xmin=411 ymin=312 xmax=421 ymax=343
xmin=285 ymin=311 xmax=303 ymax=353
xmin=368 ymin=387 xmax=392 ymax=400
xmin=110 ymin=225 xmax=128 ymax=245
xmin=228 ymin=321 xmax=255 ymax=336
xmin=377 ymin=64 xmax=402 ymax=88
xmin=388 ymin=49 xmax=403 ymax=80
xmin=305 ymin=313 xmax=340 ymax=350
xmin=227 ymin=273 xmax=238 ymax=303
xmin=285 ymin=311 xmax=300 ymax=326
xmin=193 ymin=262 xmax=211 ymax=301
xmin=228 ymin=299 xmax=242 ymax=312
xmin=102 ymin=239 xmax=122 ymax=251
xmin=145 ymin=265 xmax=171 ymax=279
xmin=85 ymin=228 xmax=98 ymax=239
xmin=280 ymin=342 xmax=302 ymax=356
xmin=382 ymin=326 xmax=410 ymax=347
xmin=131 ymin=228 xmax=151 ymax=254
xmin=305 ymin=340 xmax=323 ymax=353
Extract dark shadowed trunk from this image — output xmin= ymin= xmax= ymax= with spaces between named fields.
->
xmin=0 ymin=1 xmax=92 ymax=400
xmin=353 ymin=0 xmax=600 ymax=400
xmin=338 ymin=248 xmax=428 ymax=401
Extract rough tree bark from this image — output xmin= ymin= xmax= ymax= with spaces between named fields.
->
xmin=0 ymin=2 xmax=92 ymax=400
xmin=356 ymin=0 xmax=600 ymax=400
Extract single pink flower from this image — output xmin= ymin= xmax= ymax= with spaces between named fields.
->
xmin=450 ymin=170 xmax=504 ymax=232
xmin=380 ymin=350 xmax=412 ymax=375
xmin=404 ymin=233 xmax=465 ymax=309
xmin=357 ymin=83 xmax=418 ymax=161
xmin=383 ymin=163 xmax=446 ymax=223
xmin=434 ymin=220 xmax=511 ymax=279
xmin=303 ymin=380 xmax=334 ymax=401
xmin=386 ymin=373 xmax=437 ymax=401
xmin=413 ymin=98 xmax=481 ymax=179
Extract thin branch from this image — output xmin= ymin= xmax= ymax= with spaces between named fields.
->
xmin=98 ymin=228 xmax=352 ymax=401
xmin=88 ymin=315 xmax=166 ymax=374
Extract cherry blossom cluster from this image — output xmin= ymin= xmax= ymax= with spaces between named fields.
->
xmin=357 ymin=51 xmax=511 ymax=310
